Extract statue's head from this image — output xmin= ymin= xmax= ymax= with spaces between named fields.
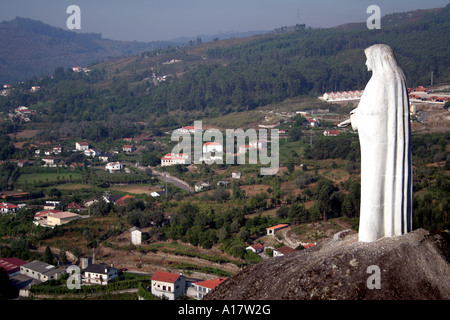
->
xmin=364 ymin=44 xmax=400 ymax=74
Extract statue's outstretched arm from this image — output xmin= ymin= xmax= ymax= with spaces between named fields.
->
xmin=338 ymin=119 xmax=351 ymax=128
xmin=338 ymin=109 xmax=358 ymax=129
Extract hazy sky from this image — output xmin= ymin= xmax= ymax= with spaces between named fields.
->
xmin=1 ymin=0 xmax=448 ymax=41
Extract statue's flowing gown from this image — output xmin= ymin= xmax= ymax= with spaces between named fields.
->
xmin=351 ymin=44 xmax=413 ymax=242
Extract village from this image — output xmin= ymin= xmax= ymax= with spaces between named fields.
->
xmin=0 ymin=220 xmax=319 ymax=300
xmin=1 ymin=77 xmax=449 ymax=301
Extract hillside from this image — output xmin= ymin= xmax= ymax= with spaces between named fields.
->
xmin=0 ymin=17 xmax=176 ymax=84
xmin=1 ymin=6 xmax=449 ymax=125
xmin=74 ymin=4 xmax=450 ymax=118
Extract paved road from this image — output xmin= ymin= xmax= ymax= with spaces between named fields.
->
xmin=132 ymin=163 xmax=194 ymax=193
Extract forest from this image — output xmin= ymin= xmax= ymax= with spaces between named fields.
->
xmin=0 ymin=5 xmax=449 ymax=133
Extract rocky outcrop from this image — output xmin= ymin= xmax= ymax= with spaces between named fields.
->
xmin=205 ymin=229 xmax=450 ymax=300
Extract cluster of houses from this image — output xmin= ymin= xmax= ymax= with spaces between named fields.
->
xmin=320 ymin=90 xmax=364 ymax=102
xmin=72 ymin=66 xmax=91 ymax=74
xmin=3 ymin=248 xmax=227 ymax=300
xmin=248 ymin=223 xmax=316 ymax=258
xmin=321 ymin=86 xmax=449 ymax=104
xmin=160 ymin=126 xmax=272 ymax=167
xmin=1 ymin=211 xmax=316 ymax=300
xmin=12 ymin=106 xmax=35 ymax=122
xmin=0 ymin=192 xmax=143 ymax=227
xmin=30 ymin=141 xmax=134 ymax=172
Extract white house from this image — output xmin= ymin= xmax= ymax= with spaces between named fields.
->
xmin=246 ymin=243 xmax=264 ymax=254
xmin=273 ymin=246 xmax=297 ymax=257
xmin=306 ymin=118 xmax=320 ymax=127
xmin=83 ymin=264 xmax=118 ymax=285
xmin=42 ymin=156 xmax=58 ymax=166
xmin=151 ymin=271 xmax=186 ymax=300
xmin=84 ymin=148 xmax=101 ymax=157
xmin=202 ymin=142 xmax=223 ymax=154
xmin=193 ymin=278 xmax=226 ymax=299
xmin=161 ymin=153 xmax=189 ymax=167
xmin=123 ymin=145 xmax=136 ymax=153
xmin=176 ymin=126 xmax=202 ymax=134
xmin=195 ymin=181 xmax=211 ymax=192
xmin=43 ymin=201 xmax=62 ymax=210
xmin=75 ymin=142 xmax=90 ymax=151
xmin=0 ymin=202 xmax=20 ymax=214
xmin=231 ymin=172 xmax=241 ymax=179
xmin=130 ymin=226 xmax=142 ymax=245
xmin=105 ymin=162 xmax=123 ymax=173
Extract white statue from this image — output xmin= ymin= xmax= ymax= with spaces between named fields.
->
xmin=339 ymin=44 xmax=412 ymax=242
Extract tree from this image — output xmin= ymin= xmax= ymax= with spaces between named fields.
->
xmin=58 ymin=247 xmax=68 ymax=265
xmin=276 ymin=206 xmax=289 ymax=219
xmin=316 ymin=178 xmax=334 ymax=220
xmin=212 ymin=187 xmax=230 ymax=202
xmin=288 ymin=203 xmax=308 ymax=224
xmin=43 ymin=246 xmax=54 ymax=265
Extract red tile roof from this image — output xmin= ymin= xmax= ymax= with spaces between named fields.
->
xmin=266 ymin=223 xmax=289 ymax=230
xmin=34 ymin=210 xmax=63 ymax=219
xmin=275 ymin=246 xmax=297 ymax=255
xmin=250 ymin=243 xmax=264 ymax=251
xmin=151 ymin=271 xmax=181 ymax=283
xmin=115 ymin=195 xmax=136 ymax=206
xmin=0 ymin=202 xmax=19 ymax=210
xmin=196 ymin=278 xmax=226 ymax=290
xmin=0 ymin=257 xmax=27 ymax=275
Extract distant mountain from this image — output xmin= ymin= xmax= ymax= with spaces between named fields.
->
xmin=169 ymin=29 xmax=271 ymax=44
xmin=0 ymin=17 xmax=177 ymax=84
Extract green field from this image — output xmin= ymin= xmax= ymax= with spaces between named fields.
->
xmin=17 ymin=172 xmax=83 ymax=185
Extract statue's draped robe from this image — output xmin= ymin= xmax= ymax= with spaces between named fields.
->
xmin=351 ymin=52 xmax=412 ymax=242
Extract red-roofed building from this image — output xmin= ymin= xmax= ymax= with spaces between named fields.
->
xmin=193 ymin=278 xmax=226 ymax=299
xmin=324 ymin=130 xmax=340 ymax=137
xmin=177 ymin=126 xmax=202 ymax=134
xmin=115 ymin=195 xmax=136 ymax=207
xmin=203 ymin=141 xmax=223 ymax=154
xmin=123 ymin=145 xmax=136 ymax=153
xmin=75 ymin=141 xmax=89 ymax=151
xmin=246 ymin=243 xmax=264 ymax=254
xmin=303 ymin=243 xmax=316 ymax=249
xmin=68 ymin=202 xmax=85 ymax=212
xmin=266 ymin=223 xmax=289 ymax=236
xmin=306 ymin=118 xmax=320 ymax=127
xmin=151 ymin=271 xmax=186 ymax=300
xmin=34 ymin=209 xmax=63 ymax=220
xmin=0 ymin=257 xmax=27 ymax=276
xmin=161 ymin=153 xmax=189 ymax=167
xmin=273 ymin=245 xmax=297 ymax=257
xmin=0 ymin=202 xmax=20 ymax=214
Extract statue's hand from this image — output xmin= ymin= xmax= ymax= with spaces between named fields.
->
xmin=338 ymin=119 xmax=351 ymax=128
